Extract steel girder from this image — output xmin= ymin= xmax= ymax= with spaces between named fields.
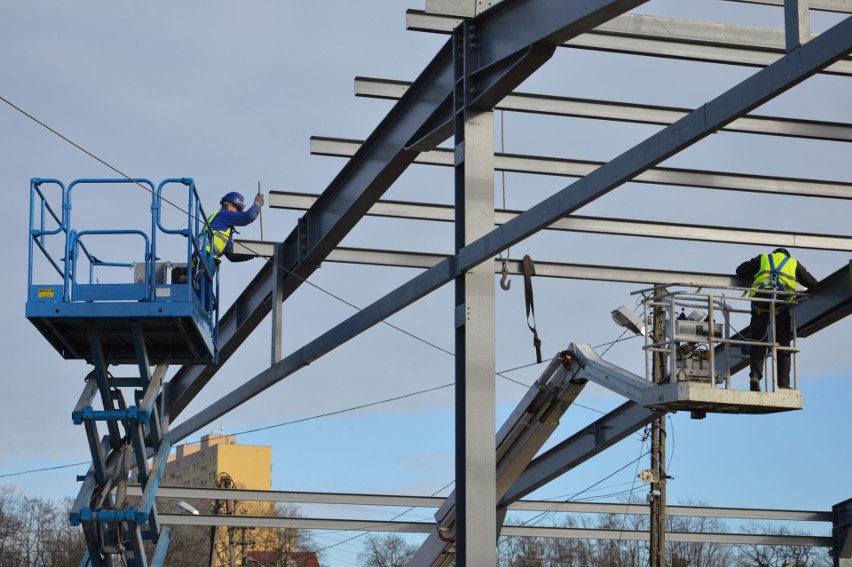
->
xmin=311 ymin=135 xmax=852 ymax=199
xmin=165 ymin=0 xmax=648 ymax=424
xmin=354 ymin=76 xmax=852 ymax=142
xmin=170 ymin=10 xmax=852 ymax=444
xmin=408 ymin=10 xmax=852 ymax=74
xmin=266 ymin=192 xmax=852 ymax=251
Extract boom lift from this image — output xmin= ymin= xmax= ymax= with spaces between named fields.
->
xmin=411 ymin=283 xmax=805 ymax=567
xmin=26 ymin=178 xmax=219 ymax=566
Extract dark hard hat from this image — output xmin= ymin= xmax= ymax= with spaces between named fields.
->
xmin=221 ymin=191 xmax=245 ymax=212
xmin=773 ymin=247 xmax=791 ymax=257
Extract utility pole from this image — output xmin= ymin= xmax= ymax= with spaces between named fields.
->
xmin=650 ymin=415 xmax=667 ymax=567
xmin=649 ymin=301 xmax=668 ymax=567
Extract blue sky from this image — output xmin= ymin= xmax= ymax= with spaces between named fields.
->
xmin=2 ymin=1 xmax=851 ymax=565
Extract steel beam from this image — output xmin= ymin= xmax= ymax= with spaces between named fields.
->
xmin=171 ymin=13 xmax=852 ymax=442
xmin=453 ymin=21 xmax=498 ymax=561
xmin=165 ymin=0 xmax=648 ymax=423
xmin=786 ymin=0 xmax=811 ymax=52
xmin=407 ymin=10 xmax=852 ymax=74
xmin=130 ymin=485 xmax=834 ymax=522
xmin=500 ymin=401 xmax=658 ymax=505
xmin=724 ymin=0 xmax=852 ymax=13
xmin=154 ymin=513 xmax=832 ymax=547
xmin=834 ymin=498 xmax=852 ymax=565
xmin=268 ymin=192 xmax=852 ymax=251
xmin=429 ymin=0 xmax=852 ymax=16
xmin=355 ymin=76 xmax=852 ymax=142
xmin=797 ymin=260 xmax=852 ymax=337
xmin=312 ymin=136 xmax=852 ymax=199
xmin=236 ymin=241 xmax=748 ymax=287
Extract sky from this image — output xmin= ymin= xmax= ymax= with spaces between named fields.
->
xmin=2 ymin=1 xmax=851 ymax=566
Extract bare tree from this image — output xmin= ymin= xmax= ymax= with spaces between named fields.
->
xmin=0 ymin=486 xmax=85 ymax=567
xmin=666 ymin=501 xmax=734 ymax=567
xmin=0 ymin=485 xmax=23 ymax=563
xmin=357 ymin=533 xmax=417 ymax=567
xmin=737 ymin=523 xmax=832 ymax=567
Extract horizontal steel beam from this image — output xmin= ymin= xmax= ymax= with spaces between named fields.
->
xmin=724 ymin=0 xmax=852 ymax=13
xmin=509 ymin=501 xmax=833 ymax=522
xmin=407 ymin=10 xmax=852 ymax=75
xmin=268 ymin=191 xmax=852 ymax=251
xmin=133 ymin=486 xmax=831 ymax=522
xmin=311 ymin=137 xmax=852 ymax=199
xmin=156 ymin=512 xmax=832 ymax=546
xmin=355 ymin=76 xmax=852 ymax=142
xmin=233 ymin=240 xmax=745 ymax=287
xmin=430 ymin=0 xmax=852 ymax=16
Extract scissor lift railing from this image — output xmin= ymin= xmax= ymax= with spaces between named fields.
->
xmin=26 ymin=177 xmax=219 ymax=567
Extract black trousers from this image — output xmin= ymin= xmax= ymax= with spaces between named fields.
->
xmin=748 ymin=309 xmax=793 ymax=387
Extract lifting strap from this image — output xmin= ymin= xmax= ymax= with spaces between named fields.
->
xmin=523 ymin=255 xmax=542 ymax=363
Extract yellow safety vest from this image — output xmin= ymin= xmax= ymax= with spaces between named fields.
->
xmin=205 ymin=210 xmax=233 ymax=260
xmin=749 ymin=252 xmax=798 ymax=313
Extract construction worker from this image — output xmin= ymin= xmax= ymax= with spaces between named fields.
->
xmin=205 ymin=190 xmax=264 ymax=262
xmin=736 ymin=248 xmax=819 ymax=391
xmin=193 ymin=190 xmax=264 ymax=290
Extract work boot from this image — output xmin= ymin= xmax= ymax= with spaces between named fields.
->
xmin=749 ymin=371 xmax=761 ymax=392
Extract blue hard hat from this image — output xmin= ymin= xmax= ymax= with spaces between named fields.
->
xmin=221 ymin=191 xmax=245 ymax=211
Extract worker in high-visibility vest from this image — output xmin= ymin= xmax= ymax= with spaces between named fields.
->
xmin=194 ymin=190 xmax=263 ymax=289
xmin=205 ymin=190 xmax=264 ymax=262
xmin=736 ymin=248 xmax=819 ymax=391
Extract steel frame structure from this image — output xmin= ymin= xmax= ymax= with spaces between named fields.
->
xmin=153 ymin=1 xmax=852 ymax=565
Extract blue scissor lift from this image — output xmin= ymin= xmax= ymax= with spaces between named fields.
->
xmin=26 ymin=178 xmax=220 ymax=566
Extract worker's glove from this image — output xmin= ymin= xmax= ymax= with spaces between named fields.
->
xmin=254 ymin=192 xmax=265 ymax=207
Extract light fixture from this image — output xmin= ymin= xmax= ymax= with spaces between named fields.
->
xmin=177 ymin=501 xmax=200 ymax=515
xmin=611 ymin=305 xmax=646 ymax=336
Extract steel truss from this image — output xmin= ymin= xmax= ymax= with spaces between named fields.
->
xmin=159 ymin=1 xmax=852 ymax=565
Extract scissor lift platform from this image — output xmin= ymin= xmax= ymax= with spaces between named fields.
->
xmin=27 ymin=177 xmax=220 ymax=566
xmin=27 ymin=297 xmax=216 ymax=364
xmin=27 ymin=177 xmax=219 ymax=364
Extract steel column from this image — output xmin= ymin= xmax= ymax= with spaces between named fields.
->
xmin=453 ymin=19 xmax=497 ymax=566
xmin=834 ymin=497 xmax=852 ymax=566
xmin=786 ymin=0 xmax=811 ymax=51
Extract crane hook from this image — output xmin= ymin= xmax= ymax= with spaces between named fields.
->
xmin=500 ymin=258 xmax=511 ymax=290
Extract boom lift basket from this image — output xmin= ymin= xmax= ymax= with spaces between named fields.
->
xmin=569 ymin=284 xmax=805 ymax=417
xmin=636 ymin=284 xmax=804 ymax=415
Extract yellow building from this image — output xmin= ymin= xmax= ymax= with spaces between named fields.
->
xmin=164 ymin=432 xmax=272 ymax=490
xmin=164 ymin=433 xmax=280 ymax=566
